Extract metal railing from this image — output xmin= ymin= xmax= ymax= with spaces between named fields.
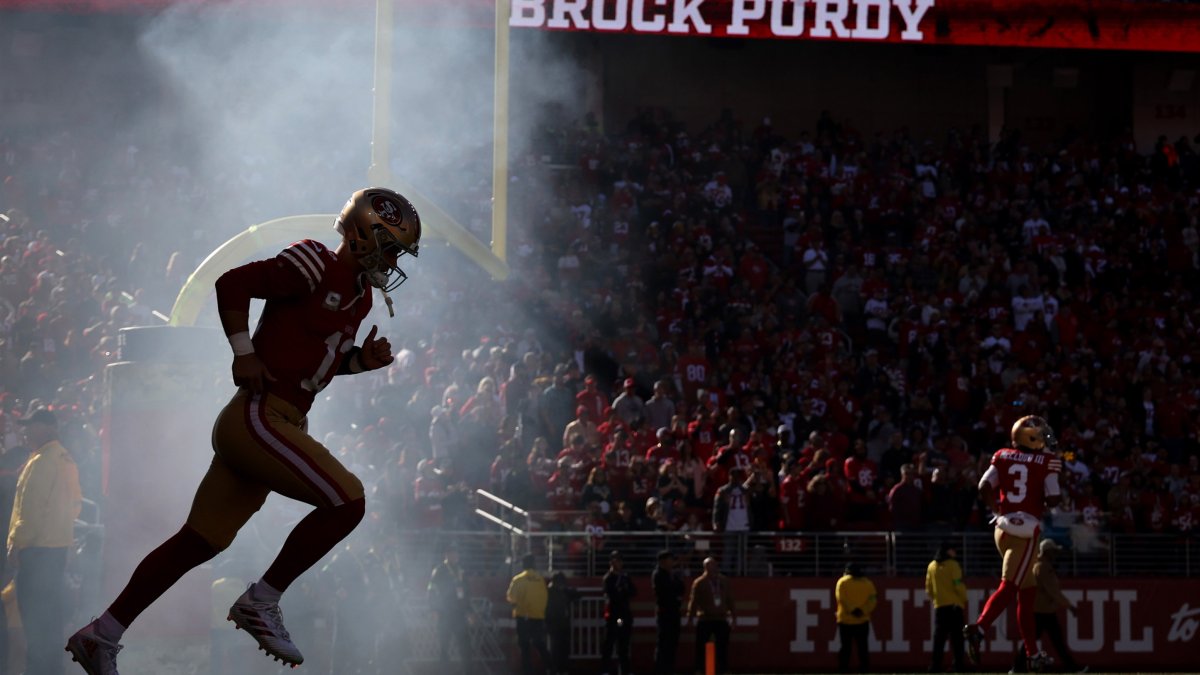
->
xmin=474 ymin=488 xmax=532 ymax=534
xmin=389 ymin=528 xmax=1198 ymax=579
xmin=443 ymin=505 xmax=1200 ymax=578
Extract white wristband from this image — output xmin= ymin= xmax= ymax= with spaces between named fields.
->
xmin=229 ymin=332 xmax=255 ymax=356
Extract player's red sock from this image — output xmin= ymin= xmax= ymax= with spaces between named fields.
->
xmin=976 ymin=579 xmax=1017 ymax=629
xmin=262 ymin=497 xmax=365 ymax=592
xmin=1017 ymin=586 xmax=1039 ymax=656
xmin=108 ymin=524 xmax=220 ymax=627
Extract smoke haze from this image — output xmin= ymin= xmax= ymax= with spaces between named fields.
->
xmin=132 ymin=0 xmax=590 ymax=553
xmin=1 ymin=0 xmax=590 ymax=663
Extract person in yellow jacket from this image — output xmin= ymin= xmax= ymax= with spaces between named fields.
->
xmin=835 ymin=562 xmax=876 ymax=674
xmin=926 ymin=541 xmax=968 ymax=672
xmin=6 ymin=408 xmax=81 ymax=675
xmin=507 ymin=553 xmax=550 ymax=675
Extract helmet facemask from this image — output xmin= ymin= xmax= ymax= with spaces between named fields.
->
xmin=359 ymin=224 xmax=418 ymax=292
xmin=337 ymin=188 xmax=421 ymax=294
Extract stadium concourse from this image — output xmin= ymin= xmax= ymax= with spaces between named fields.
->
xmin=2 ymin=106 xmax=1200 ymax=672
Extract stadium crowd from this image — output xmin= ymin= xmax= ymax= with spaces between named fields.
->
xmin=4 ymin=108 xmax=1200 ymax=563
xmin=6 ymin=100 xmax=1200 ymax=673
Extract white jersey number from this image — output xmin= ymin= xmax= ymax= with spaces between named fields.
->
xmin=302 ymin=331 xmax=353 ymax=392
xmin=1007 ymin=464 xmax=1029 ymax=503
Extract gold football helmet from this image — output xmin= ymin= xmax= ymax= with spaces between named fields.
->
xmin=1011 ymin=415 xmax=1055 ymax=451
xmin=336 ymin=187 xmax=421 ymax=292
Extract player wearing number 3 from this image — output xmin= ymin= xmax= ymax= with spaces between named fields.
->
xmin=963 ymin=415 xmax=1063 ymax=673
xmin=66 ymin=188 xmax=420 ymax=675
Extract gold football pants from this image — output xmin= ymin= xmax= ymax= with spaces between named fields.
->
xmin=186 ymin=390 xmax=363 ymax=549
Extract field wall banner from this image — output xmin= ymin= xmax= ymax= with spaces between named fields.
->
xmin=476 ymin=576 xmax=1200 ymax=672
xmin=510 ymin=0 xmax=1200 ymax=52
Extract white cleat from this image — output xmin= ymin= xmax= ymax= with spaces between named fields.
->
xmin=65 ymin=620 xmax=123 ymax=675
xmin=227 ymin=586 xmax=304 ymax=667
xmin=1029 ymin=650 xmax=1056 ymax=673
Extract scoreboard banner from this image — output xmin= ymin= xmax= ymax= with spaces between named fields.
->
xmin=510 ymin=0 xmax=1200 ymax=52
xmin=475 ymin=576 xmax=1200 ymax=671
xmin=3 ymin=0 xmax=1199 ymax=53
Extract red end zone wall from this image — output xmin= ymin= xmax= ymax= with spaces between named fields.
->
xmin=474 ymin=576 xmax=1200 ymax=672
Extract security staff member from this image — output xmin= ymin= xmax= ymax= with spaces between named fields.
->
xmin=545 ymin=571 xmax=581 ymax=675
xmin=835 ymin=562 xmax=876 ymax=674
xmin=602 ymin=550 xmax=637 ymax=675
xmin=507 ymin=554 xmax=550 ymax=675
xmin=428 ymin=544 xmax=471 ymax=672
xmin=652 ymin=550 xmax=685 ymax=674
xmin=925 ymin=542 xmax=967 ymax=672
xmin=7 ymin=408 xmax=81 ymax=675
xmin=687 ymin=556 xmax=735 ymax=674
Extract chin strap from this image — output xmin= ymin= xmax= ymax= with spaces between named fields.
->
xmin=352 ymin=271 xmax=395 ymax=317
xmin=381 ymin=288 xmax=395 ymax=317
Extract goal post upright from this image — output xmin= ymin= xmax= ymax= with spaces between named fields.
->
xmin=168 ymin=0 xmax=511 ymax=326
xmin=367 ymin=0 xmax=393 ymax=188
xmin=492 ymin=0 xmax=510 ymax=266
xmin=365 ymin=0 xmax=510 ymax=278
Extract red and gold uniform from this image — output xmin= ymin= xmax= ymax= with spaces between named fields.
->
xmin=226 ymin=239 xmax=372 ymax=411
xmin=980 ymin=447 xmax=1062 ymax=588
xmin=195 ymin=239 xmax=372 ymax=547
xmin=73 ymin=188 xmax=419 ymax=674
xmin=969 ymin=415 xmax=1064 ymax=665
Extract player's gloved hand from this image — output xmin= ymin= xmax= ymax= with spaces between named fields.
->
xmin=359 ymin=325 xmax=394 ymax=371
xmin=851 ymin=608 xmax=864 ymax=618
xmin=233 ymin=353 xmax=276 ymax=394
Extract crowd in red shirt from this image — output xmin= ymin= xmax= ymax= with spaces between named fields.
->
xmin=4 ymin=108 xmax=1200 ymax=544
xmin=351 ymin=111 xmax=1200 ymax=542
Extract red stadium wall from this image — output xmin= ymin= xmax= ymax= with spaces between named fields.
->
xmin=594 ymin=36 xmax=991 ymax=141
xmin=474 ymin=576 xmax=1200 ymax=672
xmin=588 ymin=36 xmax=1153 ymax=144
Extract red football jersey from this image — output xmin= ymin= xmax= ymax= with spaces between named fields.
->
xmin=645 ymin=443 xmax=680 ymax=468
xmin=843 ymin=457 xmax=878 ymax=494
xmin=218 ymin=239 xmax=373 ymax=414
xmin=677 ymin=355 xmax=710 ymax=400
xmin=546 ymin=470 xmax=580 ymax=511
xmin=987 ymin=447 xmax=1062 ymax=520
xmin=576 ymin=388 xmax=609 ymax=421
xmin=779 ymin=474 xmax=807 ymax=529
xmin=688 ymin=419 xmax=717 ymax=462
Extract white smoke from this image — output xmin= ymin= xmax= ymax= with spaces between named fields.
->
xmin=31 ymin=2 xmax=594 ymax=665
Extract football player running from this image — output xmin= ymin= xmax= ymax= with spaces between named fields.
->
xmin=963 ymin=415 xmax=1063 ymax=672
xmin=66 ymin=188 xmax=420 ymax=674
